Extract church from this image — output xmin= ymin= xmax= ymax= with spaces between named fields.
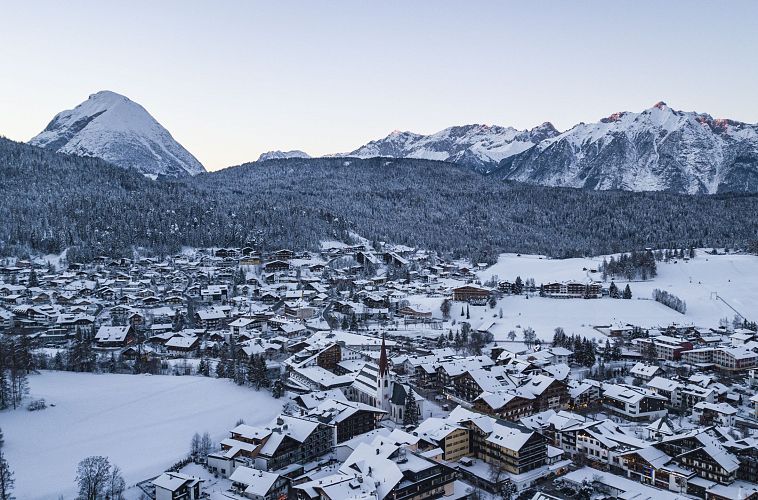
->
xmin=346 ymin=334 xmax=423 ymax=424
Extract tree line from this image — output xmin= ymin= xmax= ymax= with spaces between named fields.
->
xmin=600 ymin=250 xmax=657 ymax=281
xmin=551 ymin=327 xmax=596 ymax=367
xmin=3 ymin=138 xmax=758 ymax=264
xmin=652 ymin=289 xmax=687 ymax=314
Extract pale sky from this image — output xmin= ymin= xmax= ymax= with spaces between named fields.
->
xmin=1 ymin=0 xmax=757 ymax=171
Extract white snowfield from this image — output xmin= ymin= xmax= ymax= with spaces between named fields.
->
xmin=477 ymin=251 xmax=758 ymax=335
xmin=0 ymin=371 xmax=282 ymax=500
xmin=394 ymin=251 xmax=758 ymax=342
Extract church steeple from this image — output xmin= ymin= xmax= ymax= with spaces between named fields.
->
xmin=377 ymin=333 xmax=391 ymax=413
xmin=378 ymin=333 xmax=389 ymax=377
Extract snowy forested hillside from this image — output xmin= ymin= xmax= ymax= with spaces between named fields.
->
xmin=2 ymin=137 xmax=758 ymax=262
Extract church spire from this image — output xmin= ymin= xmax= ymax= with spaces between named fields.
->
xmin=378 ymin=333 xmax=389 ymax=377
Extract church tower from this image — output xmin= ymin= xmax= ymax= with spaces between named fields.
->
xmin=377 ymin=333 xmax=391 ymax=412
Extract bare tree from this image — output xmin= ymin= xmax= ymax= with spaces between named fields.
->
xmin=75 ymin=456 xmax=111 ymax=500
xmin=190 ymin=432 xmax=201 ymax=459
xmin=199 ymin=432 xmax=213 ymax=459
xmin=107 ymin=465 xmax=125 ymax=500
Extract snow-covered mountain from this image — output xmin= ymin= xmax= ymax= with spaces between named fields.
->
xmin=30 ymin=91 xmax=205 ymax=177
xmin=339 ymin=123 xmax=559 ymax=173
xmin=257 ymin=150 xmax=311 ymax=162
xmin=495 ymin=102 xmax=758 ymax=194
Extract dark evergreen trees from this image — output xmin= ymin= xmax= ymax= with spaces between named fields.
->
xmin=403 ymin=390 xmax=419 ymax=427
xmin=609 ymin=281 xmax=619 ymax=299
xmin=2 ymin=138 xmax=756 ymax=263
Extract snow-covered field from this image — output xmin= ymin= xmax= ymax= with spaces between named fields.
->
xmin=0 ymin=371 xmax=283 ymax=500
xmin=394 ymin=251 xmax=758 ymax=341
xmin=479 ymin=252 xmax=758 ymax=328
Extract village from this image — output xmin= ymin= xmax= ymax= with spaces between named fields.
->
xmin=1 ymin=243 xmax=758 ymax=500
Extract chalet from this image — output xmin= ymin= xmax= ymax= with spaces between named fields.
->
xmin=211 ymin=415 xmax=333 ymax=475
xmin=541 ymin=281 xmax=601 ymax=298
xmin=413 ymin=418 xmax=470 ymax=461
xmin=692 ymin=402 xmax=737 ymax=427
xmin=449 ymin=406 xmax=547 ymax=475
xmin=654 ymin=431 xmax=739 ymax=486
xmin=200 ymin=284 xmax=230 ymax=303
xmin=165 ymin=334 xmax=200 ymax=354
xmin=452 ymin=285 xmax=490 ymax=304
xmin=629 ymin=362 xmax=662 ymax=382
xmin=602 ymin=384 xmax=667 ymax=421
xmin=239 ymin=254 xmax=262 ymax=266
xmin=264 ymin=260 xmax=290 ymax=273
xmin=619 ymin=446 xmax=696 ymax=493
xmin=271 ymin=249 xmax=294 ymax=261
xmin=195 ymin=308 xmax=227 ymax=329
xmin=474 ymin=391 xmax=535 ymax=422
xmin=305 ymin=399 xmax=385 ymax=443
xmin=153 ymin=472 xmax=202 ymax=500
xmin=635 ymin=335 xmax=693 ymax=361
xmin=396 ymin=305 xmax=432 ymax=319
xmin=229 ymin=467 xmax=288 ymax=500
xmin=94 ymin=325 xmax=135 ymax=349
xmin=229 ymin=317 xmax=256 ymax=338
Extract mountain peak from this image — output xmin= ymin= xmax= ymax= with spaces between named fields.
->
xmin=258 ymin=150 xmax=311 ymax=162
xmin=341 ymin=122 xmax=555 ymax=172
xmin=497 ymin=102 xmax=758 ymax=194
xmin=653 ymin=100 xmax=668 ymax=110
xmin=88 ymin=89 xmax=128 ymax=101
xmin=29 ymin=91 xmax=205 ymax=177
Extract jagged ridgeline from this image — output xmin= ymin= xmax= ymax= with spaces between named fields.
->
xmin=2 ymin=136 xmax=758 ymax=262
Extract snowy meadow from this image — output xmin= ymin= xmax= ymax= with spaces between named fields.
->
xmin=0 ymin=371 xmax=282 ymax=499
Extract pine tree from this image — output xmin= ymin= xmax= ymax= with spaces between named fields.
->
xmin=623 ymin=284 xmax=632 ymax=299
xmin=0 ymin=450 xmax=13 ymax=500
xmin=440 ymin=299 xmax=451 ymax=319
xmin=0 ymin=344 xmax=9 ymax=411
xmin=403 ymin=390 xmax=419 ymax=427
xmin=466 ymin=305 xmax=470 ymax=320
xmin=272 ymin=380 xmax=284 ymax=399
xmin=246 ymin=356 xmax=257 ymax=387
xmin=234 ymin=362 xmax=246 ymax=385
xmin=513 ymin=276 xmax=523 ymax=295
xmin=257 ymin=356 xmax=270 ymax=389
xmin=609 ymin=281 xmax=619 ymax=299
xmin=215 ymin=358 xmax=226 ymax=378
xmin=27 ymin=267 xmax=38 ymax=288
xmin=552 ymin=327 xmax=566 ymax=348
